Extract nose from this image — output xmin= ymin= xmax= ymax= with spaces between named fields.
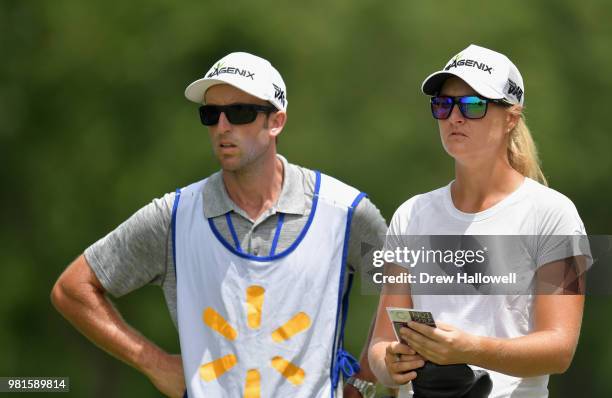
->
xmin=216 ymin=111 xmax=232 ymax=132
xmin=448 ymin=104 xmax=466 ymax=124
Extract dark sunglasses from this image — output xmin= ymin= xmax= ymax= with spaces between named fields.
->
xmin=430 ymin=95 xmax=507 ymax=120
xmin=199 ymin=104 xmax=277 ymax=126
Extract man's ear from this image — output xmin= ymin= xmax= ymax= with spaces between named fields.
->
xmin=268 ymin=111 xmax=287 ymax=137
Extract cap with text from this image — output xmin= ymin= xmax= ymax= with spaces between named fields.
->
xmin=185 ymin=52 xmax=288 ymax=111
xmin=421 ymin=44 xmax=525 ymax=105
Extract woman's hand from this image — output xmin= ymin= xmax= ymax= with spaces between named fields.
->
xmin=399 ymin=321 xmax=478 ymax=365
xmin=384 ymin=341 xmax=425 ymax=385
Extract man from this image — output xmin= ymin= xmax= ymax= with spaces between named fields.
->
xmin=51 ymin=52 xmax=384 ymax=398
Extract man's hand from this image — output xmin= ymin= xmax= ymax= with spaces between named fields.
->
xmin=399 ymin=321 xmax=477 ymax=365
xmin=384 ymin=341 xmax=425 ymax=385
xmin=51 ymin=255 xmax=186 ymax=397
xmin=145 ymin=353 xmax=185 ymax=398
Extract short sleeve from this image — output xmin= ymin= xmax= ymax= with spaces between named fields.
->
xmin=347 ymin=196 xmax=387 ymax=271
xmin=84 ymin=192 xmax=175 ymax=297
xmin=535 ymin=195 xmax=590 ymax=268
xmin=383 ymin=197 xmax=417 ymax=255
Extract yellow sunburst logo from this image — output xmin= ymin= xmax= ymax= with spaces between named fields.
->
xmin=199 ymin=285 xmax=312 ymax=397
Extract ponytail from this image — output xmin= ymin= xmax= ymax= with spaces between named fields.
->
xmin=507 ymin=107 xmax=548 ymax=186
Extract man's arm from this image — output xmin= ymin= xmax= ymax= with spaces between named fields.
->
xmin=343 ymin=312 xmax=378 ymax=397
xmin=51 ymin=254 xmax=185 ymax=398
xmin=344 ymin=197 xmax=388 ymax=396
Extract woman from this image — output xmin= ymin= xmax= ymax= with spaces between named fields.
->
xmin=368 ymin=44 xmax=588 ymax=397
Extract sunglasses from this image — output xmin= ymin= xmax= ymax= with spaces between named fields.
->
xmin=430 ymin=95 xmax=507 ymax=120
xmin=199 ymin=104 xmax=277 ymax=126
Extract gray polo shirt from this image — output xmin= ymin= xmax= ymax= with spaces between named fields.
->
xmin=85 ymin=155 xmax=387 ymax=327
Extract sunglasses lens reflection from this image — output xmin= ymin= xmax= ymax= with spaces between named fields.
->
xmin=459 ymin=97 xmax=487 ymax=119
xmin=431 ymin=96 xmax=489 ymax=120
xmin=431 ymin=97 xmax=454 ymax=119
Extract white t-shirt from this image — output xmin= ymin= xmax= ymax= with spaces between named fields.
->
xmin=386 ymin=177 xmax=587 ymax=398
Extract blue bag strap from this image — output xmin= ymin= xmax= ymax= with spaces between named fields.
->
xmin=330 ymin=191 xmax=367 ymax=391
xmin=171 ymin=188 xmax=181 ymax=274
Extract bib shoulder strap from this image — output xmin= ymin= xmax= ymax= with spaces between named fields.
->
xmin=317 ymin=173 xmax=365 ymax=210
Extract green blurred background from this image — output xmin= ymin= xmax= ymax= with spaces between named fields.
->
xmin=2 ymin=0 xmax=611 ymax=396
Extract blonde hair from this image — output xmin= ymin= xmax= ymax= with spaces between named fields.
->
xmin=506 ymin=106 xmax=548 ymax=186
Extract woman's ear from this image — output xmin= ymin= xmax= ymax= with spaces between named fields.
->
xmin=505 ymin=105 xmax=522 ymax=133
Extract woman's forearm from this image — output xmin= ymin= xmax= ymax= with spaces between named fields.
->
xmin=469 ymin=330 xmax=578 ymax=377
xmin=368 ymin=339 xmax=398 ymax=387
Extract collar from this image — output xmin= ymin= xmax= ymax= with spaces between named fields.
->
xmin=202 ymin=154 xmax=307 ymax=220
